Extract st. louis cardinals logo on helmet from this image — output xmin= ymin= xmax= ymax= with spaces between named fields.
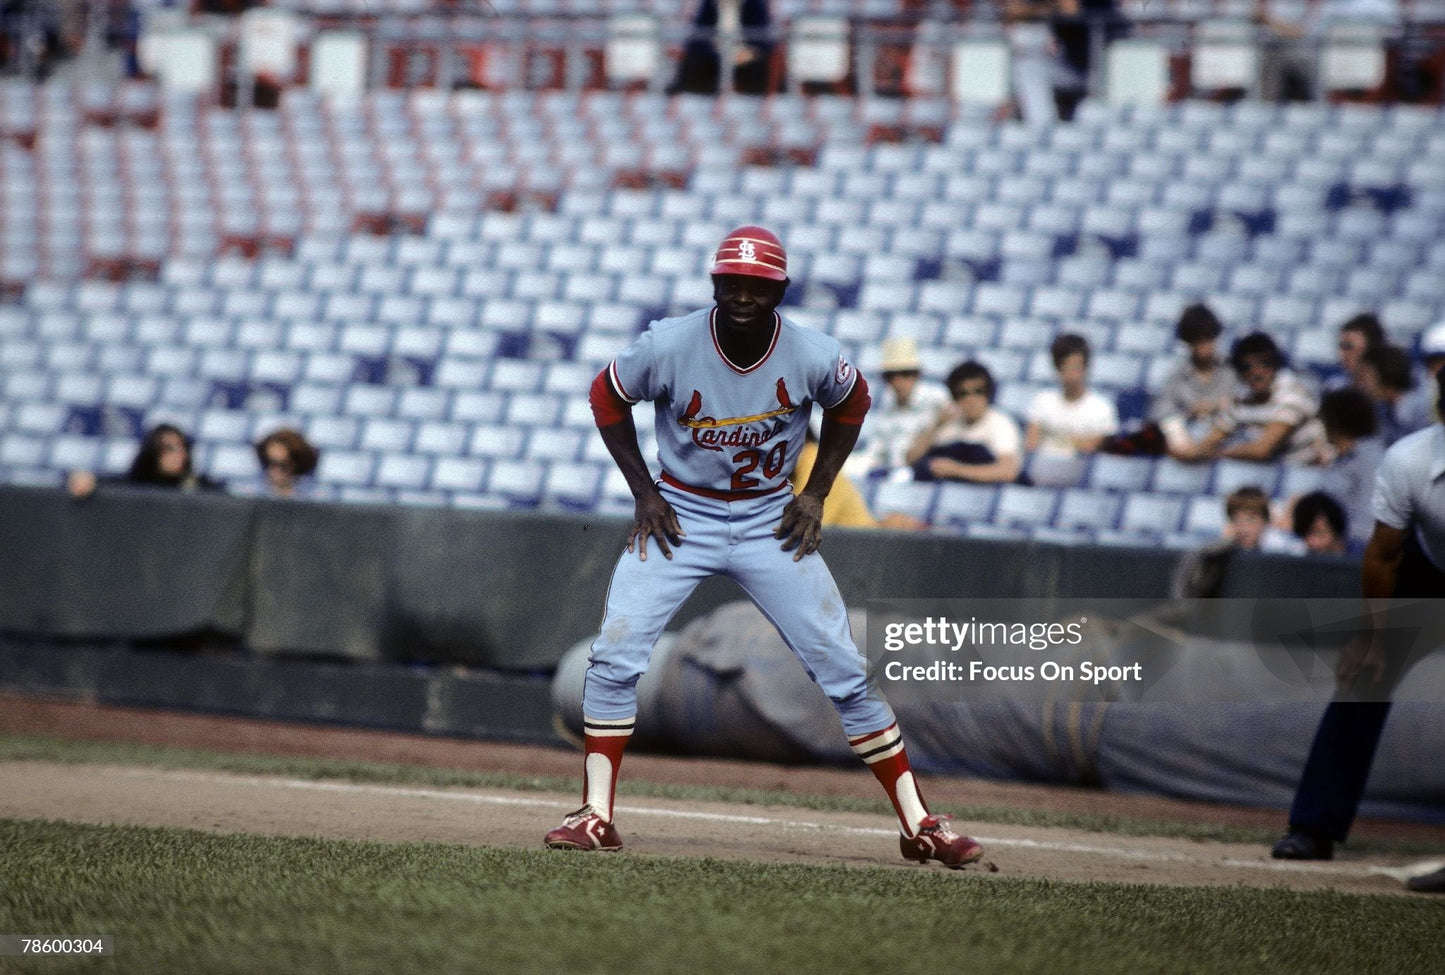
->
xmin=677 ymin=379 xmax=797 ymax=451
xmin=710 ymin=226 xmax=788 ymax=282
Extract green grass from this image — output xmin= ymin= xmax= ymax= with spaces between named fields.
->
xmin=3 ymin=732 xmax=1441 ymax=856
xmin=1 ymin=817 xmax=1440 ymax=975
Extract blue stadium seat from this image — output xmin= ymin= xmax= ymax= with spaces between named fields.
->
xmin=1117 ymin=491 xmax=1186 ymax=535
xmin=45 ymin=434 xmax=102 ymax=471
xmin=104 ymin=374 xmax=160 ymax=409
xmin=486 ymin=459 xmax=546 ymax=507
xmin=1086 ymin=454 xmax=1155 ymax=492
xmin=412 ymin=420 xmax=469 ymax=456
xmin=870 ymin=480 xmax=939 ymax=523
xmin=0 ymin=433 xmax=47 ymax=468
xmin=433 ymin=357 xmax=490 ymax=391
xmin=1181 ymin=494 xmax=1227 ymax=539
xmin=157 ymin=377 xmax=209 ymax=410
xmin=543 ymin=461 xmax=603 ymax=510
xmin=469 ymin=423 xmax=527 ymax=460
xmin=196 ymin=440 xmax=255 ymax=481
xmin=196 ymin=409 xmax=252 ymax=445
xmin=393 ymin=387 xmax=450 ymax=422
xmin=993 ymin=483 xmax=1060 ymax=527
xmin=342 ymin=384 xmax=397 ymax=418
xmin=13 ymin=402 xmax=67 ymax=435
xmin=931 ymin=482 xmax=999 ymax=529
xmin=447 ymin=388 xmax=505 ymax=424
xmin=284 ymin=381 xmax=339 ymax=416
xmin=1053 ymin=488 xmax=1122 ymax=531
xmin=1210 ymin=459 xmax=1281 ymax=497
xmin=971 ymin=283 xmax=1028 ymax=318
xmin=524 ymin=427 xmax=584 ymax=462
xmin=1150 ymin=457 xmax=1213 ymax=495
xmin=54 ymin=371 xmax=107 ymax=404
xmin=314 ymin=445 xmax=375 ymax=488
xmin=359 ymin=418 xmax=414 ymax=453
xmin=374 ymin=453 xmax=430 ymax=490
xmin=429 ymin=456 xmax=488 ymax=493
xmin=505 ymin=392 xmax=564 ymax=428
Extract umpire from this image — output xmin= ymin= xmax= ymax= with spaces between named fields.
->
xmin=1272 ymin=369 xmax=1445 ymax=894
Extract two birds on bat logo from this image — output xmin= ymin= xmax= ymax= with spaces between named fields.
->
xmin=678 ymin=379 xmax=796 ymax=450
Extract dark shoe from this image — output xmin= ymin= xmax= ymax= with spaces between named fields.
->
xmin=900 ymin=814 xmax=984 ymax=869
xmin=1271 ymin=831 xmax=1334 ymax=860
xmin=1406 ymin=866 xmax=1445 ymax=893
xmin=544 ymin=805 xmax=623 ymax=851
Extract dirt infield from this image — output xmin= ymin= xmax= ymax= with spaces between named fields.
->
xmin=3 ymin=692 xmax=1443 ymax=895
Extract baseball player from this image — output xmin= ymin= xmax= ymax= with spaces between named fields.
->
xmin=543 ymin=226 xmax=984 ymax=868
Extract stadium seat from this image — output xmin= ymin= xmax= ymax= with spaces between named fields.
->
xmin=1151 ymin=457 xmax=1212 ymax=495
xmin=1210 ymin=458 xmax=1281 ymax=497
xmin=374 ymin=453 xmax=430 ymax=490
xmin=316 ymin=449 xmax=374 ymax=487
xmin=543 ymin=461 xmax=603 ymax=510
xmin=993 ymin=483 xmax=1060 ymax=527
xmin=929 ymin=482 xmax=999 ymax=529
xmin=1181 ymin=493 xmax=1227 ymax=539
xmin=1117 ymin=491 xmax=1186 ymax=535
xmin=1053 ymin=488 xmax=1122 ymax=531
xmin=870 ymin=480 xmax=939 ymax=523
xmin=359 ymin=418 xmax=414 ymax=452
xmin=486 ymin=459 xmax=546 ymax=507
xmin=1087 ymin=454 xmax=1155 ymax=492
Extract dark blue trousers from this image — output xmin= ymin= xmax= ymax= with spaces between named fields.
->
xmin=1287 ymin=531 xmax=1445 ymax=841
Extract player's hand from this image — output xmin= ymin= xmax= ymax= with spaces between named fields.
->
xmin=628 ymin=487 xmax=684 ymax=561
xmin=1336 ymin=632 xmax=1387 ymax=693
xmin=776 ymin=492 xmax=824 ymax=561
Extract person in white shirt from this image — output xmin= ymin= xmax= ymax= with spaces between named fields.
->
xmin=905 ymin=360 xmax=1023 ymax=484
xmin=1024 ymin=333 xmax=1119 ymax=484
xmin=848 ymin=337 xmax=950 ymax=480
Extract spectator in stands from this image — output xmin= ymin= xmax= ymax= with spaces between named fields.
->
xmin=1403 ymin=321 xmax=1445 ymax=427
xmin=1316 ymin=387 xmax=1385 ymax=549
xmin=796 ymin=423 xmax=925 ymax=531
xmin=0 ymin=0 xmax=69 ymax=80
xmin=1222 ymin=486 xmax=1304 ymax=554
xmin=669 ymin=0 xmax=774 ymax=95
xmin=1004 ymin=0 xmax=1087 ymax=124
xmin=1151 ymin=303 xmax=1235 ymax=452
xmin=1290 ymin=491 xmax=1350 ymax=556
xmin=1322 ymin=313 xmax=1388 ymax=393
xmin=1049 ymin=0 xmax=1126 ymax=119
xmin=1254 ymin=0 xmax=1401 ymax=102
xmin=847 ymin=337 xmax=950 ymax=479
xmin=905 ymin=360 xmax=1023 ymax=485
xmin=1170 ymin=331 xmax=1323 ymax=466
xmin=1024 ymin=333 xmax=1118 ymax=484
xmin=67 ymin=423 xmax=223 ymax=499
xmin=1355 ymin=344 xmax=1431 ymax=445
xmin=254 ymin=427 xmax=321 ymax=499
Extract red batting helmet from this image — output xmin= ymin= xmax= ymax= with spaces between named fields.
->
xmin=710 ymin=225 xmax=788 ymax=282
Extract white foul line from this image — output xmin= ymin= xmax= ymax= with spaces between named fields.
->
xmin=112 ymin=766 xmax=1384 ymax=880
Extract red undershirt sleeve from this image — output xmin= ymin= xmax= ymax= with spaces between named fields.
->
xmin=589 ymin=366 xmax=632 ymax=427
xmin=823 ymin=373 xmax=870 ymax=426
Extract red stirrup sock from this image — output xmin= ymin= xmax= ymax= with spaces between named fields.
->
xmin=850 ymin=723 xmax=929 ymax=838
xmin=582 ymin=715 xmax=634 ymax=822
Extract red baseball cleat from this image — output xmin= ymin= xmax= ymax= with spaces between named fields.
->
xmin=900 ymin=814 xmax=984 ymax=869
xmin=544 ymin=805 xmax=623 ymax=851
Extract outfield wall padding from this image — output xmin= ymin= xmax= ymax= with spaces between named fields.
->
xmin=0 ymin=484 xmax=1360 ymax=669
